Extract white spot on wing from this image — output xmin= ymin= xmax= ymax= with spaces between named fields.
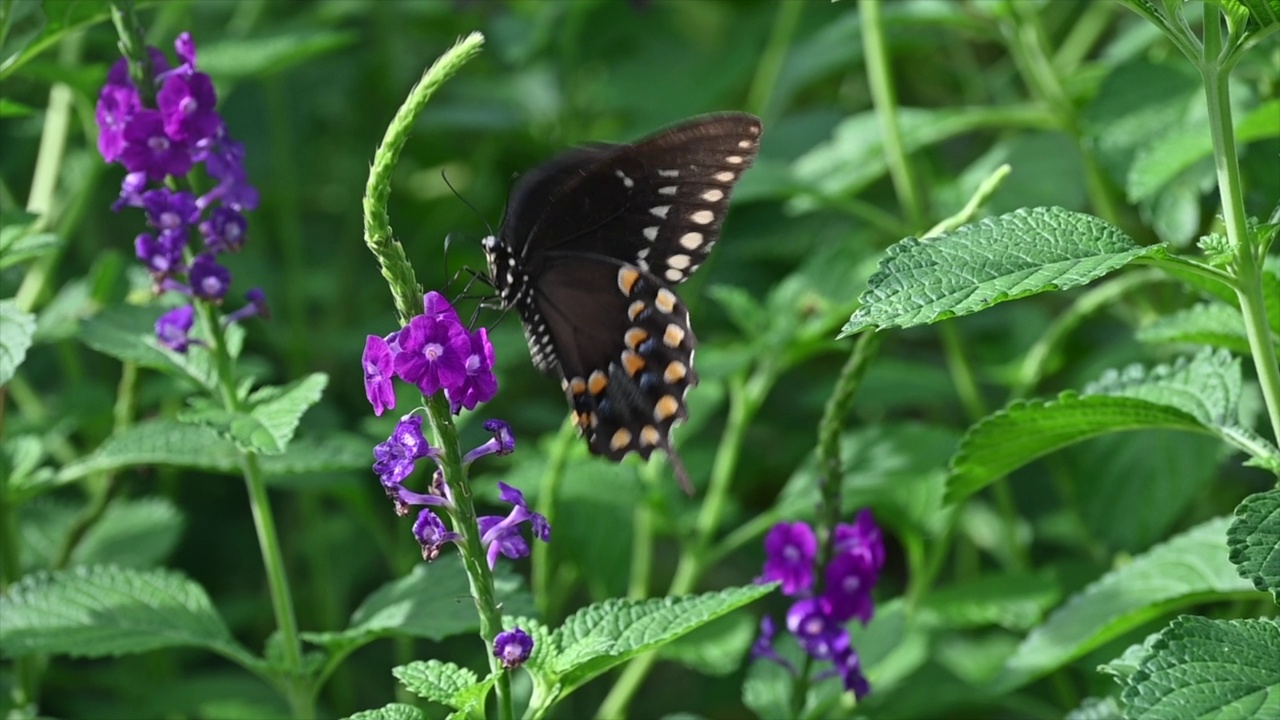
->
xmin=701 ymin=189 xmax=723 ymax=202
xmin=727 ymin=155 xmax=743 ymax=164
xmin=664 ymin=268 xmax=683 ymax=282
xmin=615 ymin=169 xmax=634 ymax=188
xmin=643 ymin=226 xmax=659 ymax=241
xmin=650 ymin=206 xmax=670 ymax=219
xmin=738 ymin=139 xmax=752 ymax=148
xmin=668 ymin=254 xmax=691 ymax=269
xmin=690 ymin=210 xmax=713 ymax=224
xmin=658 ymin=186 xmax=678 ymax=196
xmin=714 ymin=171 xmax=735 ymax=182
xmin=679 ymin=232 xmax=703 ymax=249
xmin=657 ymin=169 xmax=680 ymax=178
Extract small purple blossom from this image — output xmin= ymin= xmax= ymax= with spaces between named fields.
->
xmin=174 ymin=32 xmax=197 ymax=70
xmin=105 ymin=48 xmax=170 ymax=88
xmin=224 ymin=288 xmax=269 ymax=326
xmin=446 ymin=327 xmax=498 ymax=414
xmin=188 ymin=253 xmax=231 ymax=301
xmin=200 ymin=138 xmax=259 ymax=211
xmin=372 ymin=415 xmax=437 ymax=490
xmin=478 ymin=482 xmax=550 ymax=569
xmin=157 ymin=71 xmax=222 ymax=143
xmin=393 ymin=311 xmax=470 ymax=396
xmin=834 ymin=510 xmax=886 ymax=572
xmin=462 ymin=419 xmax=516 ymax=464
xmin=95 ymin=85 xmax=139 ymax=162
xmin=494 ymin=628 xmax=534 ymax=669
xmin=142 ymin=188 xmax=199 ymax=231
xmin=786 ymin=597 xmax=849 ymax=661
xmin=135 ymin=229 xmax=187 ymax=277
xmin=155 ymin=305 xmax=195 ymax=352
xmin=413 ymin=509 xmax=461 ymax=561
xmin=199 ymin=206 xmax=247 ymax=253
xmin=759 ymin=521 xmax=818 ymax=596
xmin=423 ymin=290 xmax=463 ymax=325
xmin=750 ymin=615 xmax=797 ymax=674
xmin=118 ymin=109 xmax=193 ymax=180
xmin=112 ymin=172 xmax=148 ymax=211
xmin=832 ymin=648 xmax=870 ymax=698
xmin=363 ymin=335 xmax=397 ymax=417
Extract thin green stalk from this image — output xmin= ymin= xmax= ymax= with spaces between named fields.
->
xmin=264 ymin=75 xmax=310 ymax=378
xmin=861 ymin=0 xmax=926 ymax=228
xmin=627 ymin=461 xmax=662 ymax=601
xmin=1200 ymin=7 xmax=1280 ymax=443
xmin=745 ymin=0 xmax=804 ymax=120
xmin=595 ymin=370 xmax=770 ymax=719
xmin=938 ymin=321 xmax=986 ymax=422
xmin=533 ymin=418 xmax=576 ymax=619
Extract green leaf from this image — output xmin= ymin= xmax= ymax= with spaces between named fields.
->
xmin=78 ymin=304 xmax=244 ymax=391
xmin=1121 ymin=616 xmax=1280 ymax=719
xmin=177 ymin=374 xmax=327 ymax=455
xmin=1227 ymin=490 xmax=1280 ymax=602
xmin=527 ymin=584 xmax=775 ymax=699
xmin=996 ymin=518 xmax=1260 ymax=690
xmin=947 ymin=350 xmax=1277 ymax=503
xmin=70 ymin=498 xmax=184 ymax=568
xmin=0 ymin=298 xmax=36 ymax=385
xmin=841 ymin=208 xmax=1158 ymax=336
xmin=0 ymin=209 xmax=61 ymax=268
xmin=0 ymin=565 xmax=254 ymax=666
xmin=1128 ymin=100 xmax=1280 ymax=202
xmin=1137 ymin=302 xmax=1256 ymax=354
xmin=0 ymin=96 xmax=35 ymax=117
xmin=1065 ymin=696 xmax=1125 ymax=720
xmin=393 ymin=660 xmax=492 ymax=715
xmin=916 ymin=571 xmax=1062 ymax=631
xmin=197 ymin=29 xmax=358 ymax=79
xmin=1238 ymin=0 xmax=1280 ymax=27
xmin=0 ymin=0 xmax=109 ymax=80
xmin=657 ymin=611 xmax=757 ymax=677
xmin=302 ymin=557 xmax=533 ymax=651
xmin=345 ymin=704 xmax=425 ymax=720
xmin=1 ymin=434 xmax=62 ymax=503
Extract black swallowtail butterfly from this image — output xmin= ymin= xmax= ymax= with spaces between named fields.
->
xmin=482 ymin=113 xmax=762 ymax=493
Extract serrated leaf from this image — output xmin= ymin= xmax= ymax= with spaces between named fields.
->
xmin=70 ymin=498 xmax=184 ymax=568
xmin=78 ymin=304 xmax=244 ymax=391
xmin=706 ymin=285 xmax=768 ymax=337
xmin=841 ymin=208 xmax=1158 ymax=336
xmin=947 ymin=350 xmax=1275 ymax=503
xmin=1128 ymin=100 xmax=1280 ymax=202
xmin=1238 ymin=0 xmax=1280 ymax=27
xmin=0 ymin=298 xmax=36 ymax=385
xmin=0 ymin=565 xmax=253 ymax=666
xmin=1065 ymin=696 xmax=1124 ymax=720
xmin=997 ymin=518 xmax=1260 ymax=690
xmin=1121 ymin=616 xmax=1280 ymax=719
xmin=179 ymin=374 xmax=330 ymax=456
xmin=1227 ymin=490 xmax=1280 ymax=602
xmin=301 ymin=557 xmax=533 ymax=651
xmin=393 ymin=660 xmax=492 ymax=715
xmin=528 ymin=584 xmax=774 ymax=698
xmin=345 ymin=703 xmax=425 ymax=720
xmin=1137 ymin=302 xmax=1255 ymax=353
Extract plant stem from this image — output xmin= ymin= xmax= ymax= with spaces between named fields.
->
xmin=533 ymin=418 xmax=575 ymax=619
xmin=861 ymin=0 xmax=926 ymax=229
xmin=1199 ymin=6 xmax=1280 ymax=442
xmin=745 ymin=0 xmax=804 ymax=121
xmin=628 ymin=461 xmax=661 ymax=601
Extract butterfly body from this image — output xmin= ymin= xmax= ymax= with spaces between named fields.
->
xmin=483 ymin=113 xmax=762 ymax=492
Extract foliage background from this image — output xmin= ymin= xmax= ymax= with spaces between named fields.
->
xmin=1 ymin=0 xmax=1277 ymax=718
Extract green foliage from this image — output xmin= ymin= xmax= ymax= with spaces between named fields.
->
xmin=1137 ymin=302 xmax=1254 ymax=353
xmin=1227 ymin=489 xmax=1280 ymax=602
xmin=392 ymin=660 xmax=492 ymax=718
xmin=178 ymin=373 xmax=328 ymax=455
xmin=0 ymin=297 xmax=35 ymax=384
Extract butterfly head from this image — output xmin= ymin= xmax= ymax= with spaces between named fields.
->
xmin=481 ymin=235 xmax=519 ymax=306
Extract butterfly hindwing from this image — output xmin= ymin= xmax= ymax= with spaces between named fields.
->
xmin=482 ymin=113 xmax=762 ymax=492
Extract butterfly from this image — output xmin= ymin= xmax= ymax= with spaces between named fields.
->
xmin=482 ymin=113 xmax=762 ymax=493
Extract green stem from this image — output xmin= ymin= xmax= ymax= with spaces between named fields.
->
xmin=627 ymin=461 xmax=661 ymax=601
xmin=938 ymin=321 xmax=986 ymax=422
xmin=1200 ymin=7 xmax=1280 ymax=443
xmin=595 ymin=370 xmax=769 ymax=719
xmin=533 ymin=418 xmax=575 ymax=620
xmin=861 ymin=0 xmax=927 ymax=228
xmin=745 ymin=0 xmax=804 ymax=120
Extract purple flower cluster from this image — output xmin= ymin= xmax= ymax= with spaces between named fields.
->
xmin=95 ymin=33 xmax=264 ymax=353
xmin=362 ymin=291 xmax=498 ymax=416
xmin=752 ymin=511 xmax=885 ymax=699
xmin=374 ymin=413 xmax=546 ymax=567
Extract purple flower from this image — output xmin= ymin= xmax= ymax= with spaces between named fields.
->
xmin=413 ymin=508 xmax=461 ymax=561
xmin=834 ymin=510 xmax=885 ymax=572
xmin=155 ymin=305 xmax=195 ymax=352
xmin=785 ymin=597 xmax=849 ymax=661
xmin=95 ymin=84 xmax=140 ymax=162
xmin=393 ymin=311 xmax=470 ymax=396
xmin=462 ymin=419 xmax=515 ymax=464
xmin=759 ymin=521 xmax=817 ymax=596
xmin=833 ymin=648 xmax=870 ymax=699
xmin=750 ymin=615 xmax=797 ymax=674
xmin=174 ymin=32 xmax=198 ymax=71
xmin=224 ymin=288 xmax=269 ymax=326
xmin=105 ymin=48 xmax=170 ymax=88
xmin=477 ymin=481 xmax=550 ymax=569
xmin=446 ymin=327 xmax=498 ymax=414
xmin=199 ymin=206 xmax=247 ymax=253
xmin=494 ymin=628 xmax=534 ymax=669
xmin=112 ymin=172 xmax=148 ymax=211
xmin=119 ymin=109 xmax=193 ymax=180
xmin=135 ymin=229 xmax=187 ymax=277
xmin=157 ymin=71 xmax=222 ymax=143
xmin=372 ymin=415 xmax=437 ymax=490
xmin=363 ymin=335 xmax=397 ymax=417
xmin=142 ymin=189 xmax=199 ymax=231
xmin=822 ymin=552 xmax=877 ymax=624
xmin=200 ymin=138 xmax=259 ymax=212
xmin=423 ymin=290 xmax=463 ymax=325
xmin=188 ymin=253 xmax=231 ymax=301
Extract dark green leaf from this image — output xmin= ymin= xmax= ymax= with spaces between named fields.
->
xmin=1227 ymin=489 xmax=1280 ymax=602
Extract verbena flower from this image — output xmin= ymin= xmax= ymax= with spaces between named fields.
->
xmin=373 ymin=415 xmax=438 ymax=491
xmin=413 ymin=509 xmax=461 ymax=561
xmin=759 ymin=521 xmax=818 ymax=595
xmin=478 ymin=482 xmax=551 ymax=570
xmin=362 ymin=335 xmax=397 ymax=417
xmin=394 ymin=310 xmax=470 ymax=396
xmin=494 ymin=628 xmax=534 ymax=669
xmin=447 ymin=327 xmax=498 ymax=413
xmin=96 ymin=32 xmax=263 ymax=353
xmin=753 ymin=512 xmax=884 ymax=699
xmin=462 ymin=419 xmax=515 ymax=465
xmin=155 ymin=305 xmax=195 ymax=352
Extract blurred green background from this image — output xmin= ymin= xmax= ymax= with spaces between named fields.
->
xmin=2 ymin=0 xmax=1278 ymax=717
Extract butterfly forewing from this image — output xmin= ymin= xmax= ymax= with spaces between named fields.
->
xmin=483 ymin=113 xmax=761 ymax=492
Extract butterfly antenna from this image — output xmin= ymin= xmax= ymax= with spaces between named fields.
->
xmin=442 ymin=169 xmax=496 ymax=240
